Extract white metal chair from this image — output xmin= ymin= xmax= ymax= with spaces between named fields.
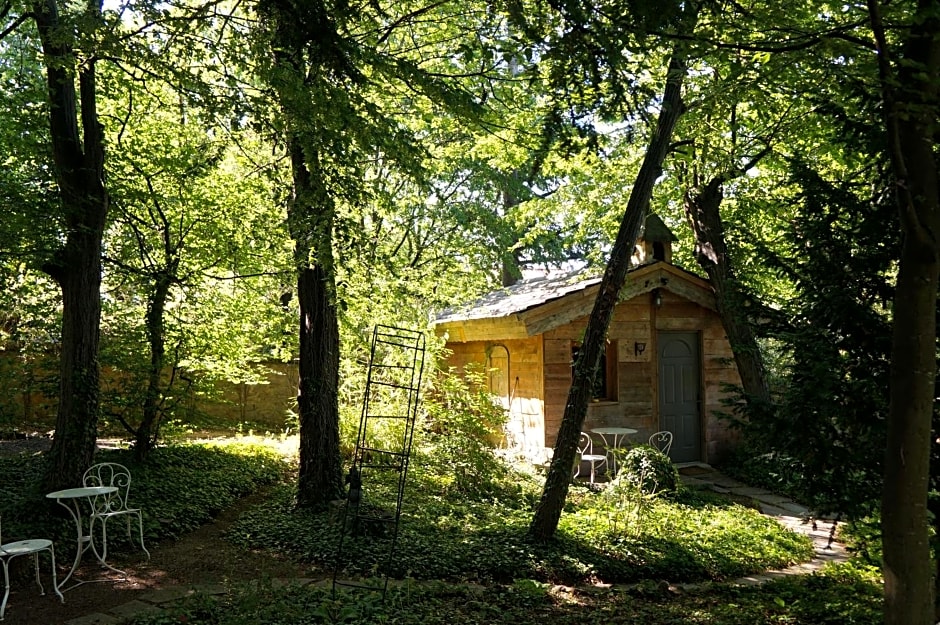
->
xmin=82 ymin=463 xmax=150 ymax=562
xmin=649 ymin=431 xmax=674 ymax=456
xmin=0 ymin=517 xmax=63 ymax=620
xmin=574 ymin=432 xmax=608 ymax=484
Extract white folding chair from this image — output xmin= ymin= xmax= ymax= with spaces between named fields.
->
xmin=83 ymin=463 xmax=150 ymax=561
xmin=575 ymin=432 xmax=608 ymax=484
xmin=0 ymin=517 xmax=63 ymax=620
xmin=649 ymin=431 xmax=674 ymax=456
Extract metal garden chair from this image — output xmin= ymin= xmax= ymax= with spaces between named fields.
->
xmin=648 ymin=431 xmax=674 ymax=456
xmin=575 ymin=432 xmax=608 ymax=484
xmin=82 ymin=463 xmax=150 ymax=562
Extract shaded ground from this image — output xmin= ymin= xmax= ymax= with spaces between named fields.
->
xmin=4 ymin=487 xmax=319 ymax=625
xmin=0 ymin=438 xmax=846 ymax=624
xmin=0 ymin=436 xmax=319 ymax=625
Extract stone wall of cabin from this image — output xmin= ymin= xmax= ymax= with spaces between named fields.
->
xmin=440 ymin=337 xmax=545 ymax=455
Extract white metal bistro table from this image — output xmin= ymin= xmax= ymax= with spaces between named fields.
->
xmin=45 ymin=486 xmax=126 ymax=592
xmin=590 ymin=427 xmax=638 ymax=476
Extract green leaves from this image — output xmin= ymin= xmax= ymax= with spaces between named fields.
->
xmin=128 ymin=567 xmax=885 ymax=625
xmin=230 ymin=441 xmax=812 ymax=586
xmin=0 ymin=441 xmax=284 ymax=555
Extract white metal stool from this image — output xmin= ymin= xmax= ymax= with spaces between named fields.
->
xmin=0 ymin=519 xmax=64 ymax=620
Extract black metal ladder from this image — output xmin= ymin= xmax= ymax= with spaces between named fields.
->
xmin=332 ymin=325 xmax=425 ymax=597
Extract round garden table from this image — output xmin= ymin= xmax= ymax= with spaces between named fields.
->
xmin=590 ymin=427 xmax=638 ymax=475
xmin=46 ymin=486 xmax=125 ymax=592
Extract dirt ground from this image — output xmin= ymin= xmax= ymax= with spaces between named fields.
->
xmin=0 ymin=437 xmax=321 ymax=625
xmin=4 ymin=487 xmax=320 ymax=625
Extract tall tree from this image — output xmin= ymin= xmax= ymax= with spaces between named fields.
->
xmin=25 ymin=0 xmax=111 ymax=491
xmin=101 ymin=66 xmax=288 ymax=458
xmin=529 ymin=3 xmax=699 ymax=539
xmin=669 ymin=2 xmax=858 ymax=414
xmin=254 ymin=0 xmax=476 ymax=506
xmin=683 ymin=156 xmax=771 ymax=408
xmin=867 ymin=1 xmax=940 ymax=623
xmin=0 ymin=28 xmax=61 ymax=422
xmin=254 ymin=0 xmax=348 ymax=506
xmin=763 ymin=160 xmax=894 ymax=515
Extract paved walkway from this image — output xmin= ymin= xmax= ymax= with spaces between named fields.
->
xmin=66 ymin=465 xmax=849 ymax=624
xmin=678 ymin=464 xmax=849 ymax=584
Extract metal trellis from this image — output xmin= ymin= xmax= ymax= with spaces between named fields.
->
xmin=332 ymin=325 xmax=425 ymax=597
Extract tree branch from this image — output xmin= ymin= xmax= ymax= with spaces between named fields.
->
xmin=377 ymin=0 xmax=451 ymax=45
xmin=0 ymin=7 xmax=31 ymax=41
xmin=866 ymin=0 xmax=918 ymax=236
xmin=654 ymin=20 xmax=875 ymax=54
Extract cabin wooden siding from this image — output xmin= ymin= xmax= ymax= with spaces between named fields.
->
xmin=543 ymin=297 xmax=655 ymax=448
xmin=441 ymin=337 xmax=546 ymax=453
xmin=539 ymin=291 xmax=742 ymax=462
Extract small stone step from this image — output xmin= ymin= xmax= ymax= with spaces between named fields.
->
xmin=66 ymin=613 xmax=121 ymax=625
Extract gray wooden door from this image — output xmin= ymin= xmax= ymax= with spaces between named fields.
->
xmin=658 ymin=332 xmax=701 ymax=463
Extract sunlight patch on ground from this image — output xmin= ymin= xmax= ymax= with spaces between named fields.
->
xmin=188 ymin=433 xmax=300 ymax=461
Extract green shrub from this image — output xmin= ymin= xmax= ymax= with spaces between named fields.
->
xmin=418 ymin=365 xmax=511 ymax=499
xmin=720 ymin=447 xmax=806 ymax=500
xmin=612 ymin=444 xmax=680 ymax=496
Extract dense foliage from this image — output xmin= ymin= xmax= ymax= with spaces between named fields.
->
xmin=723 ymin=127 xmax=896 ymax=520
xmin=0 ymin=442 xmax=286 ymax=555
xmin=420 ymin=366 xmax=512 ymax=498
xmin=126 ymin=563 xmax=882 ymax=625
xmin=229 ymin=457 xmax=811 ymax=586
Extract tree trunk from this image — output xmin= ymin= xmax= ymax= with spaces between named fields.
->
xmin=289 ymin=141 xmax=346 ymax=508
xmin=883 ymin=224 xmax=938 ymax=625
xmin=528 ymin=35 xmax=695 ymax=540
xmin=262 ymin=1 xmax=347 ymax=508
xmin=135 ymin=275 xmax=173 ymax=460
xmin=684 ymin=177 xmax=771 ymax=407
xmin=295 ymin=261 xmax=346 ymax=507
xmin=499 ymin=185 xmax=523 ymax=287
xmin=44 ymin=250 xmax=105 ymax=490
xmin=867 ymin=2 xmax=940 ymax=623
xmin=35 ymin=0 xmax=109 ymax=492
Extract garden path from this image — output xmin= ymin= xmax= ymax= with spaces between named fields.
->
xmin=677 ymin=464 xmax=849 ymax=586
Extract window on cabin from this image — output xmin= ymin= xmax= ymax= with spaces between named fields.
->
xmin=571 ymin=341 xmax=618 ymax=401
xmin=485 ymin=345 xmax=510 ymax=401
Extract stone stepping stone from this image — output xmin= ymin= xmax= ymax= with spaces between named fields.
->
xmin=66 ymin=613 xmax=121 ymax=625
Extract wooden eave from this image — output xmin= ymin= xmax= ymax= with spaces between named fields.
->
xmin=436 ymin=262 xmax=716 ymax=343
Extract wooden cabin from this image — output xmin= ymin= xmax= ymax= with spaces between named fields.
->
xmin=433 ymin=216 xmax=743 ymax=465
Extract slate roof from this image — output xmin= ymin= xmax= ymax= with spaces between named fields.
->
xmin=435 ymin=268 xmax=602 ymax=324
xmin=641 ymin=213 xmax=679 ymax=242
xmin=435 ymin=259 xmax=715 ymax=331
